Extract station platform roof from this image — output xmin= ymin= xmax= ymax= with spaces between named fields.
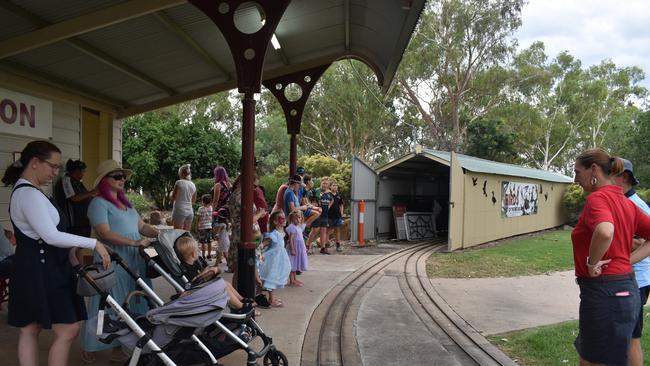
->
xmin=0 ymin=0 xmax=426 ymax=118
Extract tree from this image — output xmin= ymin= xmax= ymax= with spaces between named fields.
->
xmin=122 ymin=109 xmax=239 ymax=209
xmin=494 ymin=43 xmax=588 ymax=171
xmin=397 ymin=0 xmax=524 ymax=151
xmin=607 ymin=110 xmax=650 ymax=188
xmin=580 ymin=61 xmax=647 ymax=149
xmin=298 ymin=60 xmax=416 ymax=165
xmin=254 ymin=108 xmax=291 ymax=175
xmin=463 ymin=118 xmax=518 ymax=163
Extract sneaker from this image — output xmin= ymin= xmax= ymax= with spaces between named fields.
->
xmin=296 ymin=271 xmax=302 ymax=275
xmin=320 ymin=248 xmax=330 ymax=255
xmin=336 ymin=242 xmax=342 ymax=252
xmin=235 ymin=302 xmax=254 ymax=314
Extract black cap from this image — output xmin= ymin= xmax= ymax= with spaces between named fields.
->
xmin=296 ymin=166 xmax=305 ymax=174
xmin=622 ymin=158 xmax=640 ymax=185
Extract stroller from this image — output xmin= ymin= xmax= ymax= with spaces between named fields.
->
xmin=141 ymin=229 xmax=288 ymax=366
xmin=73 ymin=248 xmax=224 ymax=366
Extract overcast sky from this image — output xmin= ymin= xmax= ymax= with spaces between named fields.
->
xmin=514 ymin=0 xmax=650 ymax=88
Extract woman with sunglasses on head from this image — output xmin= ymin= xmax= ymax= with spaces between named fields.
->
xmin=571 ymin=149 xmax=650 ymax=366
xmin=1 ymin=141 xmax=110 ymax=366
xmin=80 ymin=160 xmax=160 ymax=363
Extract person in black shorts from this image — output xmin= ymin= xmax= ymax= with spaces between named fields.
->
xmin=328 ymin=180 xmax=345 ymax=252
xmin=313 ymin=179 xmax=333 ymax=254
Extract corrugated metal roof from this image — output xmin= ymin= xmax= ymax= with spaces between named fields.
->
xmin=423 ymin=149 xmax=573 ymax=183
xmin=0 ymin=0 xmax=426 ymax=117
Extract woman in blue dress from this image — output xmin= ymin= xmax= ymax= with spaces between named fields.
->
xmin=258 ymin=211 xmax=291 ymax=307
xmin=81 ymin=160 xmax=160 ymax=363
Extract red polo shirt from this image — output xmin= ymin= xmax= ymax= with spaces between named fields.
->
xmin=572 ymin=185 xmax=650 ymax=277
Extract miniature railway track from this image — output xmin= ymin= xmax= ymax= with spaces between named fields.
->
xmin=301 ymin=240 xmax=516 ymax=366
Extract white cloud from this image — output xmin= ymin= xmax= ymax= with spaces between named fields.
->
xmin=514 ymin=0 xmax=650 ymax=87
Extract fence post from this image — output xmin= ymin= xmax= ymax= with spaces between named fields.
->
xmin=359 ymin=199 xmax=365 ymax=246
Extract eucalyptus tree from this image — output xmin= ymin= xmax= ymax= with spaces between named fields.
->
xmin=397 ymin=0 xmax=524 ymax=151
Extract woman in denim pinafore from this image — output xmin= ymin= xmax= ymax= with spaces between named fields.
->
xmin=2 ymin=141 xmax=109 ymax=366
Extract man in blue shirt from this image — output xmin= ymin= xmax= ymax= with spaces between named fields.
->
xmin=617 ymin=158 xmax=650 ymax=366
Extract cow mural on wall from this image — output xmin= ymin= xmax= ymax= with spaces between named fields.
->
xmin=501 ymin=181 xmax=539 ymax=218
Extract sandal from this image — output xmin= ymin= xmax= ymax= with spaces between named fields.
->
xmin=255 ymin=293 xmax=271 ymax=309
xmin=109 ymin=350 xmax=130 ymax=363
xmin=81 ymin=351 xmax=96 ymax=364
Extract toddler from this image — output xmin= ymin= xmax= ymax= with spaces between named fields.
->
xmin=286 ymin=209 xmax=307 ymax=286
xmin=175 ymin=236 xmax=253 ymax=314
xmin=196 ymin=194 xmax=213 ymax=258
xmin=258 ymin=211 xmax=291 ymax=307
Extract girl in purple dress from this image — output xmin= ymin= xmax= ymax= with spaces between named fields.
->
xmin=286 ymin=209 xmax=308 ymax=286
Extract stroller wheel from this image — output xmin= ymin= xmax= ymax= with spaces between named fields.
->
xmin=263 ymin=350 xmax=288 ymax=366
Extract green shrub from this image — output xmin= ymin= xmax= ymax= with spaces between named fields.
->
xmin=194 ymin=178 xmax=214 ymax=202
xmin=259 ymin=175 xmax=288 ymax=207
xmin=126 ymin=192 xmax=155 ymax=213
xmin=562 ymin=184 xmax=587 ymax=224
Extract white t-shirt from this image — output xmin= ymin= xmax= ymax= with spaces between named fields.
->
xmin=172 ymin=179 xmax=196 ymax=214
xmin=10 ymin=178 xmax=96 ymax=249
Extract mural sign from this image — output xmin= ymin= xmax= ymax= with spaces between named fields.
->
xmin=501 ymin=181 xmax=538 ymax=218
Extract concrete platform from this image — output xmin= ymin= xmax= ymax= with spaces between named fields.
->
xmin=0 ymin=245 xmax=580 ymax=365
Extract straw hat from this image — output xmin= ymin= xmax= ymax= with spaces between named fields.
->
xmin=92 ymin=159 xmax=133 ymax=189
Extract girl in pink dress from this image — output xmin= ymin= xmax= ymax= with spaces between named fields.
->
xmin=285 ymin=209 xmax=308 ymax=286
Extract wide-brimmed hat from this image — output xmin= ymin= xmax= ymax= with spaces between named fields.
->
xmin=92 ymin=159 xmax=133 ymax=189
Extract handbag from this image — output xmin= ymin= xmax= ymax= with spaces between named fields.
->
xmin=76 ymin=263 xmax=116 ymax=297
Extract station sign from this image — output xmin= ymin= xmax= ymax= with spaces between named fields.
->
xmin=0 ymin=87 xmax=52 ymax=139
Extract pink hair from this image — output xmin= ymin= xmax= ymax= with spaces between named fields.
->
xmin=98 ymin=177 xmax=133 ymax=209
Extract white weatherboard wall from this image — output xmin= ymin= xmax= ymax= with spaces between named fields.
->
xmin=0 ymin=98 xmax=81 ymax=230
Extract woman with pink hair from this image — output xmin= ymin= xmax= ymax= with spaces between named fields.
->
xmin=211 ymin=166 xmax=232 ymax=213
xmin=81 ymin=160 xmax=160 ymax=363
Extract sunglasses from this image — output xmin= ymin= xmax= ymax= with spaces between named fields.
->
xmin=107 ymin=174 xmax=127 ymax=181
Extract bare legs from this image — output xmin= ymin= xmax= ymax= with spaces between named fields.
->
xmin=629 ymin=338 xmax=643 ymax=366
xmin=18 ymin=323 xmax=41 ymax=366
xmin=18 ymin=322 xmax=81 ymax=366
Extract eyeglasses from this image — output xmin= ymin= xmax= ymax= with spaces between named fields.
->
xmin=107 ymin=174 xmax=127 ymax=181
xmin=40 ymin=159 xmax=61 ymax=170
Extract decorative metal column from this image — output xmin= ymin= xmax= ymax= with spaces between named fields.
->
xmin=189 ymin=0 xmax=291 ymax=297
xmin=262 ymin=64 xmax=331 ymax=175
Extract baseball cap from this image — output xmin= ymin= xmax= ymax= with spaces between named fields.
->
xmin=622 ymin=158 xmax=640 ymax=185
xmin=296 ymin=166 xmax=305 ymax=174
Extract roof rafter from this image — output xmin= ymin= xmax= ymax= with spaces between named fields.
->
xmin=0 ymin=60 xmax=128 ymax=109
xmin=0 ymin=0 xmax=176 ymax=95
xmin=0 ymin=0 xmax=186 ymax=59
xmin=344 ymin=0 xmax=351 ymax=50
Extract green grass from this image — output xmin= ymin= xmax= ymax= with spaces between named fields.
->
xmin=488 ymin=314 xmax=650 ymax=366
xmin=426 ymin=229 xmax=574 ymax=278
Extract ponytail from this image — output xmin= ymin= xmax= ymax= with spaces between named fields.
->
xmin=2 ymin=140 xmax=61 ymax=186
xmin=609 ymin=157 xmax=624 ymax=176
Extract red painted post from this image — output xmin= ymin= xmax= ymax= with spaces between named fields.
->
xmin=237 ymin=92 xmax=257 ymax=297
xmin=359 ymin=199 xmax=365 ymax=246
xmin=289 ymin=133 xmax=297 ymax=174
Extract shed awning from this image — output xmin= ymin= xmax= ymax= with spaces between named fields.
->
xmin=377 ymin=148 xmax=574 ymax=184
xmin=0 ymin=0 xmax=425 ymax=118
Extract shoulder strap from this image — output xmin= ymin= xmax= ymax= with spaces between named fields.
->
xmin=9 ymin=183 xmax=45 ymax=214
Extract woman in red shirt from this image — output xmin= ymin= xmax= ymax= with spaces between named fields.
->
xmin=571 ymin=149 xmax=650 ymax=366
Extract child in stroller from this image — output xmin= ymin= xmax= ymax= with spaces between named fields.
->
xmin=174 ymin=235 xmax=254 ymax=315
xmin=142 ymin=229 xmax=287 ymax=365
